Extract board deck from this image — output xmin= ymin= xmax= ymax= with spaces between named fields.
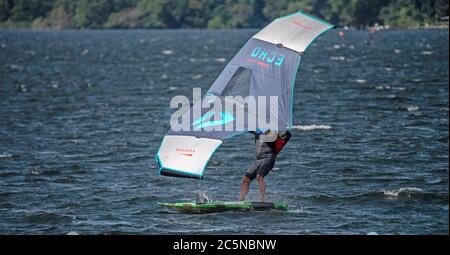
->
xmin=158 ymin=201 xmax=288 ymax=213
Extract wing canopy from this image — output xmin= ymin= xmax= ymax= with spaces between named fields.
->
xmin=156 ymin=11 xmax=335 ymax=179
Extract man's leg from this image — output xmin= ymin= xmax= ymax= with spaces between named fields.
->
xmin=239 ymin=176 xmax=251 ymax=201
xmin=256 ymin=174 xmax=266 ymax=202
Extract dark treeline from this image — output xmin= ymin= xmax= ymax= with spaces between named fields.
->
xmin=0 ymin=0 xmax=448 ymax=29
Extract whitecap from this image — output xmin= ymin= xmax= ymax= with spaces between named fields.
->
xmin=0 ymin=154 xmax=13 ymax=159
xmin=81 ymin=49 xmax=89 ymax=55
xmin=333 ymin=44 xmax=341 ymax=49
xmin=287 ymin=208 xmax=307 ymax=214
xmin=292 ymin=124 xmax=332 ymax=131
xmin=354 ymin=79 xmax=367 ymax=84
xmin=161 ymin=50 xmax=174 ymax=55
xmin=407 ymin=106 xmax=419 ymax=112
xmin=375 ymin=85 xmax=391 ymax=90
xmin=67 ymin=231 xmax=79 ymax=235
xmin=214 ymin=58 xmax=226 ymax=63
xmin=196 ymin=191 xmax=211 ymax=203
xmin=421 ymin=51 xmax=433 ymax=55
xmin=169 ymin=86 xmax=178 ymax=91
xmin=367 ymin=232 xmax=379 ymax=235
xmin=394 ymin=49 xmax=402 ymax=53
xmin=330 ymin=56 xmax=345 ymax=61
xmin=28 ymin=170 xmax=40 ymax=175
xmin=192 ymin=74 xmax=203 ymax=80
xmin=10 ymin=64 xmax=21 ymax=71
xmin=381 ymin=187 xmax=423 ymax=198
xmin=19 ymin=84 xmax=28 ymax=92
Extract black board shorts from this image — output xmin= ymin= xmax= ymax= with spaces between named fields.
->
xmin=245 ymin=154 xmax=275 ymax=180
xmin=245 ymin=131 xmax=291 ymax=180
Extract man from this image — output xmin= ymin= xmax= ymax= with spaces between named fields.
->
xmin=239 ymin=130 xmax=292 ymax=202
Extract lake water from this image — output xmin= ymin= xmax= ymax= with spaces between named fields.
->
xmin=0 ymin=28 xmax=448 ymax=234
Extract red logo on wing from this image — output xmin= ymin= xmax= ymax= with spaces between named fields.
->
xmin=290 ymin=21 xmax=313 ymax=31
xmin=176 ymin=148 xmax=195 ymax=157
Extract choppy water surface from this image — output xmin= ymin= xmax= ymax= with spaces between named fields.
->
xmin=0 ymin=29 xmax=448 ymax=234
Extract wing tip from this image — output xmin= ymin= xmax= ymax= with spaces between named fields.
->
xmin=160 ymin=168 xmax=204 ymax=179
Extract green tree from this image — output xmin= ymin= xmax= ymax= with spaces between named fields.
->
xmin=0 ymin=0 xmax=13 ymax=21
xmin=111 ymin=0 xmax=139 ymax=11
xmin=323 ymin=0 xmax=389 ymax=26
xmin=207 ymin=2 xmax=228 ymax=28
xmin=74 ymin=0 xmax=114 ymax=28
xmin=262 ymin=0 xmax=290 ymax=21
xmin=9 ymin=0 xmax=53 ymax=21
xmin=137 ymin=0 xmax=173 ymax=28
xmin=226 ymin=0 xmax=261 ymax=28
xmin=434 ymin=0 xmax=449 ymax=18
xmin=287 ymin=0 xmax=314 ymax=13
xmin=0 ymin=0 xmax=446 ymax=29
xmin=380 ymin=0 xmax=428 ymax=27
xmin=352 ymin=0 xmax=387 ymax=26
xmin=323 ymin=0 xmax=354 ymax=26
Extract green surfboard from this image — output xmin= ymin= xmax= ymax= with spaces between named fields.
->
xmin=158 ymin=201 xmax=288 ymax=213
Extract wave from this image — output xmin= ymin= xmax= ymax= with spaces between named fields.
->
xmin=360 ymin=187 xmax=448 ymax=202
xmin=292 ymin=124 xmax=332 ymax=131
xmin=0 ymin=191 xmax=18 ymax=198
xmin=214 ymin=57 xmax=226 ymax=62
xmin=379 ymin=187 xmax=423 ymax=198
xmin=354 ymin=79 xmax=367 ymax=84
xmin=191 ymin=74 xmax=203 ymax=80
xmin=161 ymin=50 xmax=174 ymax=55
xmin=0 ymin=171 xmax=20 ymax=177
xmin=406 ymin=106 xmax=419 ymax=112
xmin=25 ymin=211 xmax=74 ymax=224
xmin=0 ymin=154 xmax=13 ymax=159
xmin=26 ymin=170 xmax=61 ymax=176
xmin=421 ymin=51 xmax=433 ymax=55
xmin=373 ymin=85 xmax=408 ymax=91
xmin=290 ymin=187 xmax=448 ymax=203
xmin=127 ymin=195 xmax=159 ymax=204
xmin=330 ymin=56 xmax=345 ymax=61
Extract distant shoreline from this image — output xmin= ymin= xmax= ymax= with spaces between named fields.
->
xmin=0 ymin=21 xmax=448 ymax=31
xmin=0 ymin=26 xmax=448 ymax=31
